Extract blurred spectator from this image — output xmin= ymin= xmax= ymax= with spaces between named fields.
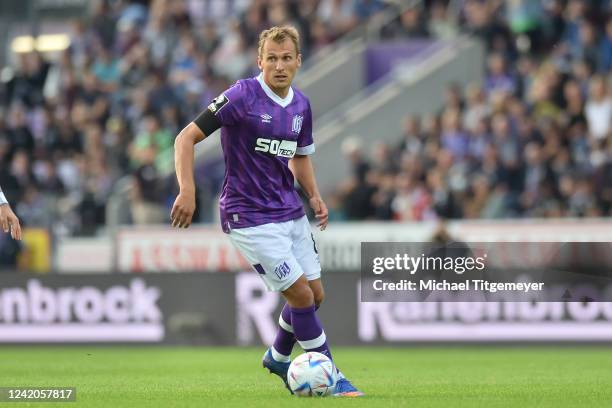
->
xmin=391 ymin=173 xmax=433 ymax=221
xmin=585 ymin=75 xmax=611 ymax=141
xmin=396 ymin=115 xmax=423 ymax=157
xmin=463 ymin=0 xmax=514 ymax=56
xmin=4 ymin=53 xmax=49 ymax=108
xmin=371 ymin=171 xmax=395 ymax=220
xmin=317 ymin=0 xmax=357 ymax=38
xmin=463 ymin=83 xmax=490 ymax=133
xmin=354 ymin=0 xmax=386 ymax=21
xmin=506 ymin=0 xmax=542 ymax=39
xmin=92 ymin=46 xmax=120 ymax=90
xmin=0 ymin=232 xmax=23 ymax=270
xmin=463 ymin=174 xmax=491 ymax=219
xmin=130 ymin=114 xmax=174 ymax=173
xmin=143 ymin=10 xmax=175 ymax=68
xmin=427 ymin=169 xmax=461 ymax=218
xmin=6 ymin=106 xmax=35 ymax=158
xmin=16 ymin=186 xmax=51 ymax=228
xmin=35 ymin=160 xmax=65 ymax=195
xmin=561 ymin=0 xmax=588 ymax=58
xmin=91 ymin=0 xmax=117 ymax=49
xmin=485 ymin=53 xmax=516 ymax=95
xmin=541 ymin=0 xmax=566 ymax=48
xmin=441 ymin=109 xmax=469 ymax=160
xmin=339 ymin=138 xmax=376 ymax=220
xmin=427 ymin=1 xmax=458 ymax=40
xmin=382 ymin=4 xmax=431 ymax=39
xmin=599 ymin=19 xmax=612 ymax=72
xmin=130 ymin=152 xmax=166 ymax=225
xmin=211 ymin=22 xmax=251 ymax=80
xmin=573 ymin=21 xmax=601 ymax=69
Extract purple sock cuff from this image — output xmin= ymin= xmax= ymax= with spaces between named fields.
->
xmin=290 ymin=305 xmax=316 ymax=314
xmin=281 ymin=303 xmax=291 ymax=323
xmin=282 ymin=303 xmax=318 ymax=325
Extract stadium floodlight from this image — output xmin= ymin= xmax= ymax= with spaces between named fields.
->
xmin=10 ymin=34 xmax=70 ymax=54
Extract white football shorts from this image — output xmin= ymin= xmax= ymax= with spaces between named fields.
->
xmin=228 ymin=215 xmax=321 ymax=292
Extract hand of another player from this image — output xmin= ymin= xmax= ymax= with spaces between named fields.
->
xmin=309 ymin=196 xmax=328 ymax=231
xmin=0 ymin=204 xmax=22 ymax=240
xmin=170 ymin=190 xmax=196 ymax=228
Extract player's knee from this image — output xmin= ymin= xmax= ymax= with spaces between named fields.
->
xmin=294 ymin=284 xmax=314 ymax=307
xmin=284 ymin=280 xmax=314 ymax=308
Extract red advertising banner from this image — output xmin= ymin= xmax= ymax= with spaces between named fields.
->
xmin=116 ymin=226 xmax=251 ymax=272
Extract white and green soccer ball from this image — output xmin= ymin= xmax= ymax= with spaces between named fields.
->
xmin=287 ymin=352 xmax=336 ymax=397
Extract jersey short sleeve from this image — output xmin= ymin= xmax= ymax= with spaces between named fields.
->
xmin=210 ymin=80 xmax=248 ymax=126
xmin=296 ymin=102 xmax=315 ymax=155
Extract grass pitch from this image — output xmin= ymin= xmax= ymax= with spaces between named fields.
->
xmin=0 ymin=346 xmax=611 ymax=407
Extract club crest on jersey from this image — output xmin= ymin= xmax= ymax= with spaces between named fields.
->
xmin=208 ymin=94 xmax=229 ymax=114
xmin=274 ymin=262 xmax=291 ymax=279
xmin=292 ymin=115 xmax=303 ymax=133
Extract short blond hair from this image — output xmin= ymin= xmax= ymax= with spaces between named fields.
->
xmin=258 ymin=26 xmax=300 ymax=57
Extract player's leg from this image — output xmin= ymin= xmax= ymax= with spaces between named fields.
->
xmin=272 ymin=279 xmax=324 ymax=361
xmin=285 ymin=215 xmax=364 ymax=397
xmin=282 ymin=272 xmax=363 ymax=397
xmin=227 ymin=221 xmax=304 ymax=392
xmin=282 ymin=276 xmax=332 ymax=358
xmin=270 ymin=215 xmax=326 ymax=361
xmin=282 ymin=216 xmax=328 ymax=358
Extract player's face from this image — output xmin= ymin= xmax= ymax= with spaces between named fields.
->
xmin=258 ymin=38 xmax=301 ymax=97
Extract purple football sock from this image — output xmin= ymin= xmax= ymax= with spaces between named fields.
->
xmin=272 ymin=302 xmax=323 ymax=359
xmin=290 ymin=304 xmax=333 ymax=360
xmin=272 ymin=303 xmax=296 ymax=360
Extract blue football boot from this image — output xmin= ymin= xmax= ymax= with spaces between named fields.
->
xmin=333 ymin=377 xmax=365 ymax=397
xmin=262 ymin=348 xmax=292 ymax=394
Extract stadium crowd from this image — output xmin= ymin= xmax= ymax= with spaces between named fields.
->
xmin=334 ymin=0 xmax=611 ymax=221
xmin=0 ymin=0 xmax=610 ymax=236
xmin=0 ymin=0 xmax=391 ymax=235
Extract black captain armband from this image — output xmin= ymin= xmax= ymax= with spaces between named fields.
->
xmin=193 ymin=108 xmax=221 ymax=137
xmin=193 ymin=93 xmax=229 ymax=136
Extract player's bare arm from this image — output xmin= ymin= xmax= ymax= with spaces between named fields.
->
xmin=171 ymin=123 xmax=205 ymax=228
xmin=0 ymin=187 xmax=22 ymax=240
xmin=289 ymin=155 xmax=328 ymax=230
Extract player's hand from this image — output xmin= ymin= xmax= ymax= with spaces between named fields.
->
xmin=170 ymin=190 xmax=196 ymax=228
xmin=309 ymin=196 xmax=328 ymax=231
xmin=0 ymin=204 xmax=22 ymax=240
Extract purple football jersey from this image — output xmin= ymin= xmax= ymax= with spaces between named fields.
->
xmin=211 ymin=74 xmax=315 ymax=233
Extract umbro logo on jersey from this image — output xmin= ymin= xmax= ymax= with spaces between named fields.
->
xmin=260 ymin=113 xmax=272 ymax=123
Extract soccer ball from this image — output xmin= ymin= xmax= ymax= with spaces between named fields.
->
xmin=287 ymin=352 xmax=336 ymax=397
